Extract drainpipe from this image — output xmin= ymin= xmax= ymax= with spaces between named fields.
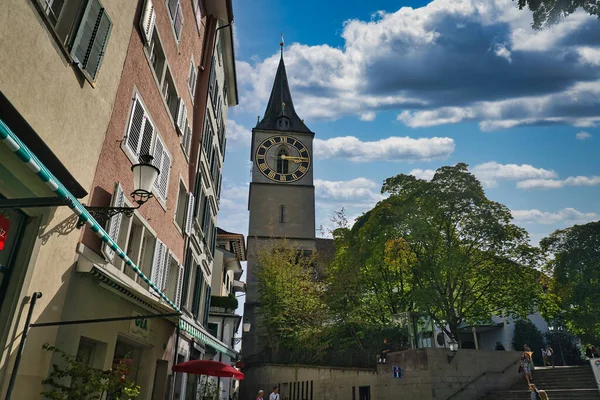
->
xmin=5 ymin=292 xmax=42 ymax=400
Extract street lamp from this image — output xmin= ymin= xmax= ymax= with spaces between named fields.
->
xmin=448 ymin=339 xmax=459 ymax=363
xmin=243 ymin=320 xmax=251 ymax=333
xmin=77 ymin=154 xmax=160 ymax=228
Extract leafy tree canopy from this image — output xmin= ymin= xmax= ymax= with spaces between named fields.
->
xmin=516 ymin=0 xmax=600 ymax=30
xmin=336 ymin=163 xmax=542 ymax=343
xmin=540 ymin=221 xmax=600 ymax=338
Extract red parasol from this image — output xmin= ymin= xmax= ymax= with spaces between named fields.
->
xmin=172 ymin=360 xmax=244 ymax=380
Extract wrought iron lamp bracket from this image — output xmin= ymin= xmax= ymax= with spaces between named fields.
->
xmin=76 ymin=204 xmax=141 ymax=228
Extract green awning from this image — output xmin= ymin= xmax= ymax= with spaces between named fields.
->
xmin=179 ymin=319 xmax=238 ymax=359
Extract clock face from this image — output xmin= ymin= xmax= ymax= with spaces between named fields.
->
xmin=255 ymin=135 xmax=310 ymax=183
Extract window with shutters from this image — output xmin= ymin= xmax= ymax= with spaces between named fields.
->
xmin=208 ymin=56 xmax=216 ymax=102
xmin=124 ymin=93 xmax=172 ymax=202
xmin=223 ymin=80 xmax=228 ymax=106
xmin=192 ymin=0 xmax=203 ymax=33
xmin=164 ymin=252 xmax=183 ymax=302
xmin=174 ymin=180 xmax=187 ymax=231
xmin=202 ymin=119 xmax=214 ymax=161
xmin=162 ymin=70 xmax=179 ymax=124
xmin=35 ymin=0 xmax=113 ymax=84
xmin=181 ymin=123 xmax=192 ymax=161
xmin=188 ymin=59 xmax=197 ymax=99
xmin=166 ymin=0 xmax=183 ymax=41
xmin=146 ymin=30 xmax=166 ymax=86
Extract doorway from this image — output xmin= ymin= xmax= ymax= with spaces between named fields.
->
xmin=107 ymin=337 xmax=143 ymax=400
xmin=358 ymin=386 xmax=371 ymax=400
xmin=151 ymin=360 xmax=169 ymax=400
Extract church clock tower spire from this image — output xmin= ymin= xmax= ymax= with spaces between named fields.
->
xmin=242 ymin=39 xmax=317 ymax=365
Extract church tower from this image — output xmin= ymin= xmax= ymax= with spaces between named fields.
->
xmin=243 ymin=40 xmax=316 ymax=363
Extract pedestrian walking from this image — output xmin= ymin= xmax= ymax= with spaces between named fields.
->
xmin=524 ymin=344 xmax=535 ymax=370
xmin=269 ymin=386 xmax=280 ymax=400
xmin=521 ymin=351 xmax=533 ymax=385
xmin=541 ymin=348 xmax=549 ymax=366
xmin=256 ymin=390 xmax=264 ymax=400
xmin=529 ymin=384 xmax=549 ymax=400
xmin=545 ymin=345 xmax=554 ymax=367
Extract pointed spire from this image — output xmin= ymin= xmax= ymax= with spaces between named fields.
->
xmin=256 ymin=38 xmax=312 ymax=133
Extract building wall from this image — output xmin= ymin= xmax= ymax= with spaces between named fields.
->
xmin=0 ymin=0 xmax=138 ymax=396
xmin=478 ymin=313 xmax=550 ymax=352
xmin=81 ymin=0 xmax=205 ymax=262
xmin=241 ymin=349 xmax=523 ymax=400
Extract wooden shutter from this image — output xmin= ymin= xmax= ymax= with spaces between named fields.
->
xmin=191 ymin=266 xmax=202 ymax=318
xmin=139 ymin=115 xmax=154 ymax=161
xmin=185 ymin=192 xmax=195 ymax=235
xmin=153 ymin=135 xmax=170 ymax=200
xmin=182 ymin=123 xmax=192 ymax=159
xmin=202 ymin=283 xmax=212 ymax=327
xmin=162 ymin=251 xmax=174 ymax=293
xmin=176 ymin=98 xmax=187 ymax=134
xmin=149 ymin=239 xmax=166 ymax=295
xmin=126 ymin=95 xmax=145 ymax=155
xmin=70 ymin=0 xmax=112 ymax=82
xmin=174 ymin=264 xmax=185 ymax=307
xmin=140 ymin=0 xmax=156 ymax=44
xmin=188 ymin=62 xmax=197 ymax=94
xmin=102 ymin=182 xmax=125 ymax=262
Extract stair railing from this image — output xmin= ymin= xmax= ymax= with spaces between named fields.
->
xmin=445 ymin=356 xmax=522 ymax=400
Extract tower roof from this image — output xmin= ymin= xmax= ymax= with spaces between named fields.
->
xmin=256 ymin=45 xmax=312 ymax=133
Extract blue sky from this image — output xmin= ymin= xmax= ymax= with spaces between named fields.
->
xmin=219 ymin=0 xmax=600 ymax=247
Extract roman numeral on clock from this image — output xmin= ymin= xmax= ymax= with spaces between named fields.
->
xmin=268 ymin=171 xmax=276 ymax=179
xmin=298 ymin=165 xmax=307 ymax=173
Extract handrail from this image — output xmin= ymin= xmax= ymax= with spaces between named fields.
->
xmin=445 ymin=356 xmax=522 ymax=400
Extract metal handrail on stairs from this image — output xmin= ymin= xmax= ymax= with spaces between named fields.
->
xmin=445 ymin=356 xmax=522 ymax=400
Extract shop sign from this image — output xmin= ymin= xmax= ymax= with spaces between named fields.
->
xmin=130 ymin=312 xmax=150 ymax=340
xmin=0 ymin=214 xmax=11 ymax=251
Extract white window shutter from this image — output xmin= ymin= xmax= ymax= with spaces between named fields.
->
xmin=152 ymin=135 xmax=171 ymax=200
xmin=126 ymin=95 xmax=145 ymax=156
xmin=162 ymin=252 xmax=173 ymax=292
xmin=140 ymin=0 xmax=156 ymax=44
xmin=185 ymin=192 xmax=195 ymax=235
xmin=176 ymin=98 xmax=187 ymax=134
xmin=102 ymin=182 xmax=125 ymax=263
xmin=182 ymin=123 xmax=192 ymax=158
xmin=149 ymin=239 xmax=166 ymax=295
xmin=175 ymin=264 xmax=185 ymax=307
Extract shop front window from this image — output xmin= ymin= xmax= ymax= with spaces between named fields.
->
xmin=0 ymin=206 xmax=27 ymax=308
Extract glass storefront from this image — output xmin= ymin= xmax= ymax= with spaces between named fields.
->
xmin=0 ymin=205 xmax=27 ymax=309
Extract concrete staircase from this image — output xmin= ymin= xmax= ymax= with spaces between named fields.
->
xmin=480 ymin=366 xmax=600 ymax=399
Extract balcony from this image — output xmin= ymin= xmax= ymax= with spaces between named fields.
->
xmin=232 ymin=280 xmax=246 ymax=294
xmin=209 ymin=294 xmax=238 ymax=314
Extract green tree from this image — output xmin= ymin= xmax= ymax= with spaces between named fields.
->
xmin=516 ymin=0 xmax=600 ymax=30
xmin=41 ymin=344 xmax=140 ymax=400
xmin=512 ymin=319 xmax=546 ymax=365
xmin=255 ymin=239 xmax=327 ymax=361
xmin=362 ymin=163 xmax=542 ymax=343
xmin=540 ymin=221 xmax=600 ymax=338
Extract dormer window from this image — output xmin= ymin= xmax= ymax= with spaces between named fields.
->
xmin=277 ymin=116 xmax=290 ymax=131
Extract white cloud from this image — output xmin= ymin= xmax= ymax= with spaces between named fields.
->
xmin=216 ymin=183 xmax=249 ymax=235
xmin=512 ymin=208 xmax=599 ymax=225
xmin=315 ymin=178 xmax=384 ymax=204
xmin=517 ymin=175 xmax=600 ymax=189
xmin=471 ymin=161 xmax=557 ymax=187
xmin=409 ymin=168 xmax=436 ymax=180
xmin=226 ymin=120 xmax=251 ymax=146
xmin=235 ymin=0 xmax=600 ymax=131
xmin=314 ymin=136 xmax=455 ymax=162
xmin=410 ymin=162 xmax=557 ymax=188
xmin=576 ymin=131 xmax=592 ymax=140
xmin=397 ymin=81 xmax=600 ymax=131
xmin=359 ymin=112 xmax=376 ymax=121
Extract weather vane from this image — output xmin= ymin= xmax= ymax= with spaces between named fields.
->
xmin=280 ymin=33 xmax=284 ymax=57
